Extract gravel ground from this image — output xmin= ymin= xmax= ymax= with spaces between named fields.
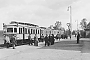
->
xmin=0 ymin=38 xmax=90 ymax=60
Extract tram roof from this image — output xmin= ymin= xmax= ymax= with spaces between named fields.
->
xmin=10 ymin=21 xmax=39 ymax=27
xmin=40 ymin=27 xmax=46 ymax=29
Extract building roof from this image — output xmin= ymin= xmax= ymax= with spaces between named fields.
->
xmin=10 ymin=21 xmax=39 ymax=27
xmin=40 ymin=27 xmax=46 ymax=29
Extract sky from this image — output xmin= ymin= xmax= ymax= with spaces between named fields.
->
xmin=0 ymin=0 xmax=90 ymax=30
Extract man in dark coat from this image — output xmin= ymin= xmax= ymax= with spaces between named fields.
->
xmin=28 ymin=34 xmax=33 ymax=45
xmin=10 ymin=35 xmax=16 ymax=49
xmin=49 ymin=34 xmax=52 ymax=45
xmin=45 ymin=34 xmax=49 ymax=46
xmin=34 ymin=34 xmax=38 ymax=46
xmin=77 ymin=32 xmax=80 ymax=44
xmin=40 ymin=34 xmax=44 ymax=42
xmin=51 ymin=34 xmax=54 ymax=45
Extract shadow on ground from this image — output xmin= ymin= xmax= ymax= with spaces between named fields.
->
xmin=38 ymin=40 xmax=83 ymax=52
xmin=81 ymin=40 xmax=90 ymax=53
xmin=0 ymin=44 xmax=6 ymax=49
xmin=0 ymin=43 xmax=30 ymax=49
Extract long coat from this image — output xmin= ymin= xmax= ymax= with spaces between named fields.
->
xmin=44 ymin=36 xmax=49 ymax=43
xmin=34 ymin=36 xmax=38 ymax=41
xmin=77 ymin=33 xmax=80 ymax=43
xmin=77 ymin=33 xmax=80 ymax=40
xmin=34 ymin=35 xmax=38 ymax=46
xmin=5 ymin=36 xmax=10 ymax=43
xmin=10 ymin=36 xmax=16 ymax=45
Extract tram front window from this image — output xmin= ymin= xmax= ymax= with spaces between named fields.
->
xmin=14 ymin=28 xmax=17 ymax=32
xmin=7 ymin=28 xmax=13 ymax=32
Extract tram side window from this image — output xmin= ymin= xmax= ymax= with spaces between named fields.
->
xmin=19 ymin=28 xmax=22 ymax=34
xmin=25 ymin=28 xmax=27 ymax=34
xmin=3 ymin=29 xmax=6 ymax=33
xmin=46 ymin=31 xmax=47 ymax=34
xmin=33 ymin=29 xmax=35 ymax=34
xmin=21 ymin=28 xmax=22 ymax=34
xmin=31 ymin=29 xmax=33 ymax=34
xmin=50 ymin=31 xmax=51 ymax=34
xmin=38 ymin=30 xmax=39 ymax=34
xmin=36 ymin=29 xmax=37 ymax=34
xmin=41 ymin=30 xmax=43 ymax=34
xmin=28 ymin=29 xmax=30 ymax=34
xmin=14 ymin=28 xmax=17 ymax=32
xmin=7 ymin=28 xmax=13 ymax=32
xmin=54 ymin=31 xmax=56 ymax=34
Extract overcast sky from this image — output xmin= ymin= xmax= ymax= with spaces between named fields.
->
xmin=0 ymin=0 xmax=90 ymax=30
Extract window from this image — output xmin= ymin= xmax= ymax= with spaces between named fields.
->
xmin=38 ymin=30 xmax=39 ymax=34
xmin=3 ymin=28 xmax=6 ymax=33
xmin=25 ymin=28 xmax=27 ymax=34
xmin=7 ymin=28 xmax=13 ymax=32
xmin=21 ymin=28 xmax=22 ymax=34
xmin=28 ymin=29 xmax=30 ymax=34
xmin=31 ymin=29 xmax=33 ymax=34
xmin=54 ymin=31 xmax=56 ymax=34
xmin=19 ymin=28 xmax=22 ymax=34
xmin=14 ymin=28 xmax=17 ymax=32
xmin=41 ymin=30 xmax=43 ymax=34
xmin=46 ymin=31 xmax=47 ymax=34
xmin=36 ymin=29 xmax=37 ymax=34
xmin=19 ymin=28 xmax=20 ymax=34
xmin=50 ymin=31 xmax=51 ymax=34
xmin=33 ymin=29 xmax=35 ymax=34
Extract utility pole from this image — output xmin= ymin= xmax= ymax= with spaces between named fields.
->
xmin=70 ymin=6 xmax=72 ymax=33
xmin=67 ymin=6 xmax=72 ymax=39
xmin=77 ymin=20 xmax=78 ymax=31
xmin=75 ymin=20 xmax=78 ymax=32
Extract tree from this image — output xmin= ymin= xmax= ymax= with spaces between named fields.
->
xmin=87 ymin=22 xmax=90 ymax=29
xmin=80 ymin=18 xmax=87 ymax=30
xmin=72 ymin=30 xmax=76 ymax=35
xmin=48 ymin=25 xmax=54 ymax=29
xmin=60 ymin=27 xmax=65 ymax=31
xmin=54 ymin=21 xmax=62 ymax=30
xmin=66 ymin=23 xmax=71 ymax=30
xmin=66 ymin=23 xmax=72 ymax=38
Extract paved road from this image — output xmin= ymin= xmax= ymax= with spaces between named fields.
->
xmin=0 ymin=37 xmax=90 ymax=60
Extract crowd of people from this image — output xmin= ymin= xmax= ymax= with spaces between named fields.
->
xmin=4 ymin=34 xmax=17 ymax=49
xmin=3 ymin=32 xmax=80 ymax=49
xmin=44 ymin=34 xmax=55 ymax=46
xmin=28 ymin=34 xmax=55 ymax=47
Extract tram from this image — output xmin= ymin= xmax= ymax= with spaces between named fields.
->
xmin=3 ymin=21 xmax=63 ymax=44
xmin=3 ymin=21 xmax=41 ymax=44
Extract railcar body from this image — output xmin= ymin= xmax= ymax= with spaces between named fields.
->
xmin=3 ymin=21 xmax=65 ymax=44
xmin=3 ymin=21 xmax=41 ymax=44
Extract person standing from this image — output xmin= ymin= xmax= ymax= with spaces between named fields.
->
xmin=40 ymin=34 xmax=44 ymax=42
xmin=51 ymin=34 xmax=54 ymax=45
xmin=34 ymin=34 xmax=38 ymax=46
xmin=70 ymin=35 xmax=71 ymax=39
xmin=75 ymin=33 xmax=76 ymax=37
xmin=10 ymin=35 xmax=16 ymax=49
xmin=56 ymin=33 xmax=61 ymax=41
xmin=44 ymin=34 xmax=49 ymax=46
xmin=5 ymin=35 xmax=10 ymax=48
xmin=49 ymin=34 xmax=52 ymax=45
xmin=28 ymin=34 xmax=33 ymax=45
xmin=77 ymin=32 xmax=80 ymax=44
